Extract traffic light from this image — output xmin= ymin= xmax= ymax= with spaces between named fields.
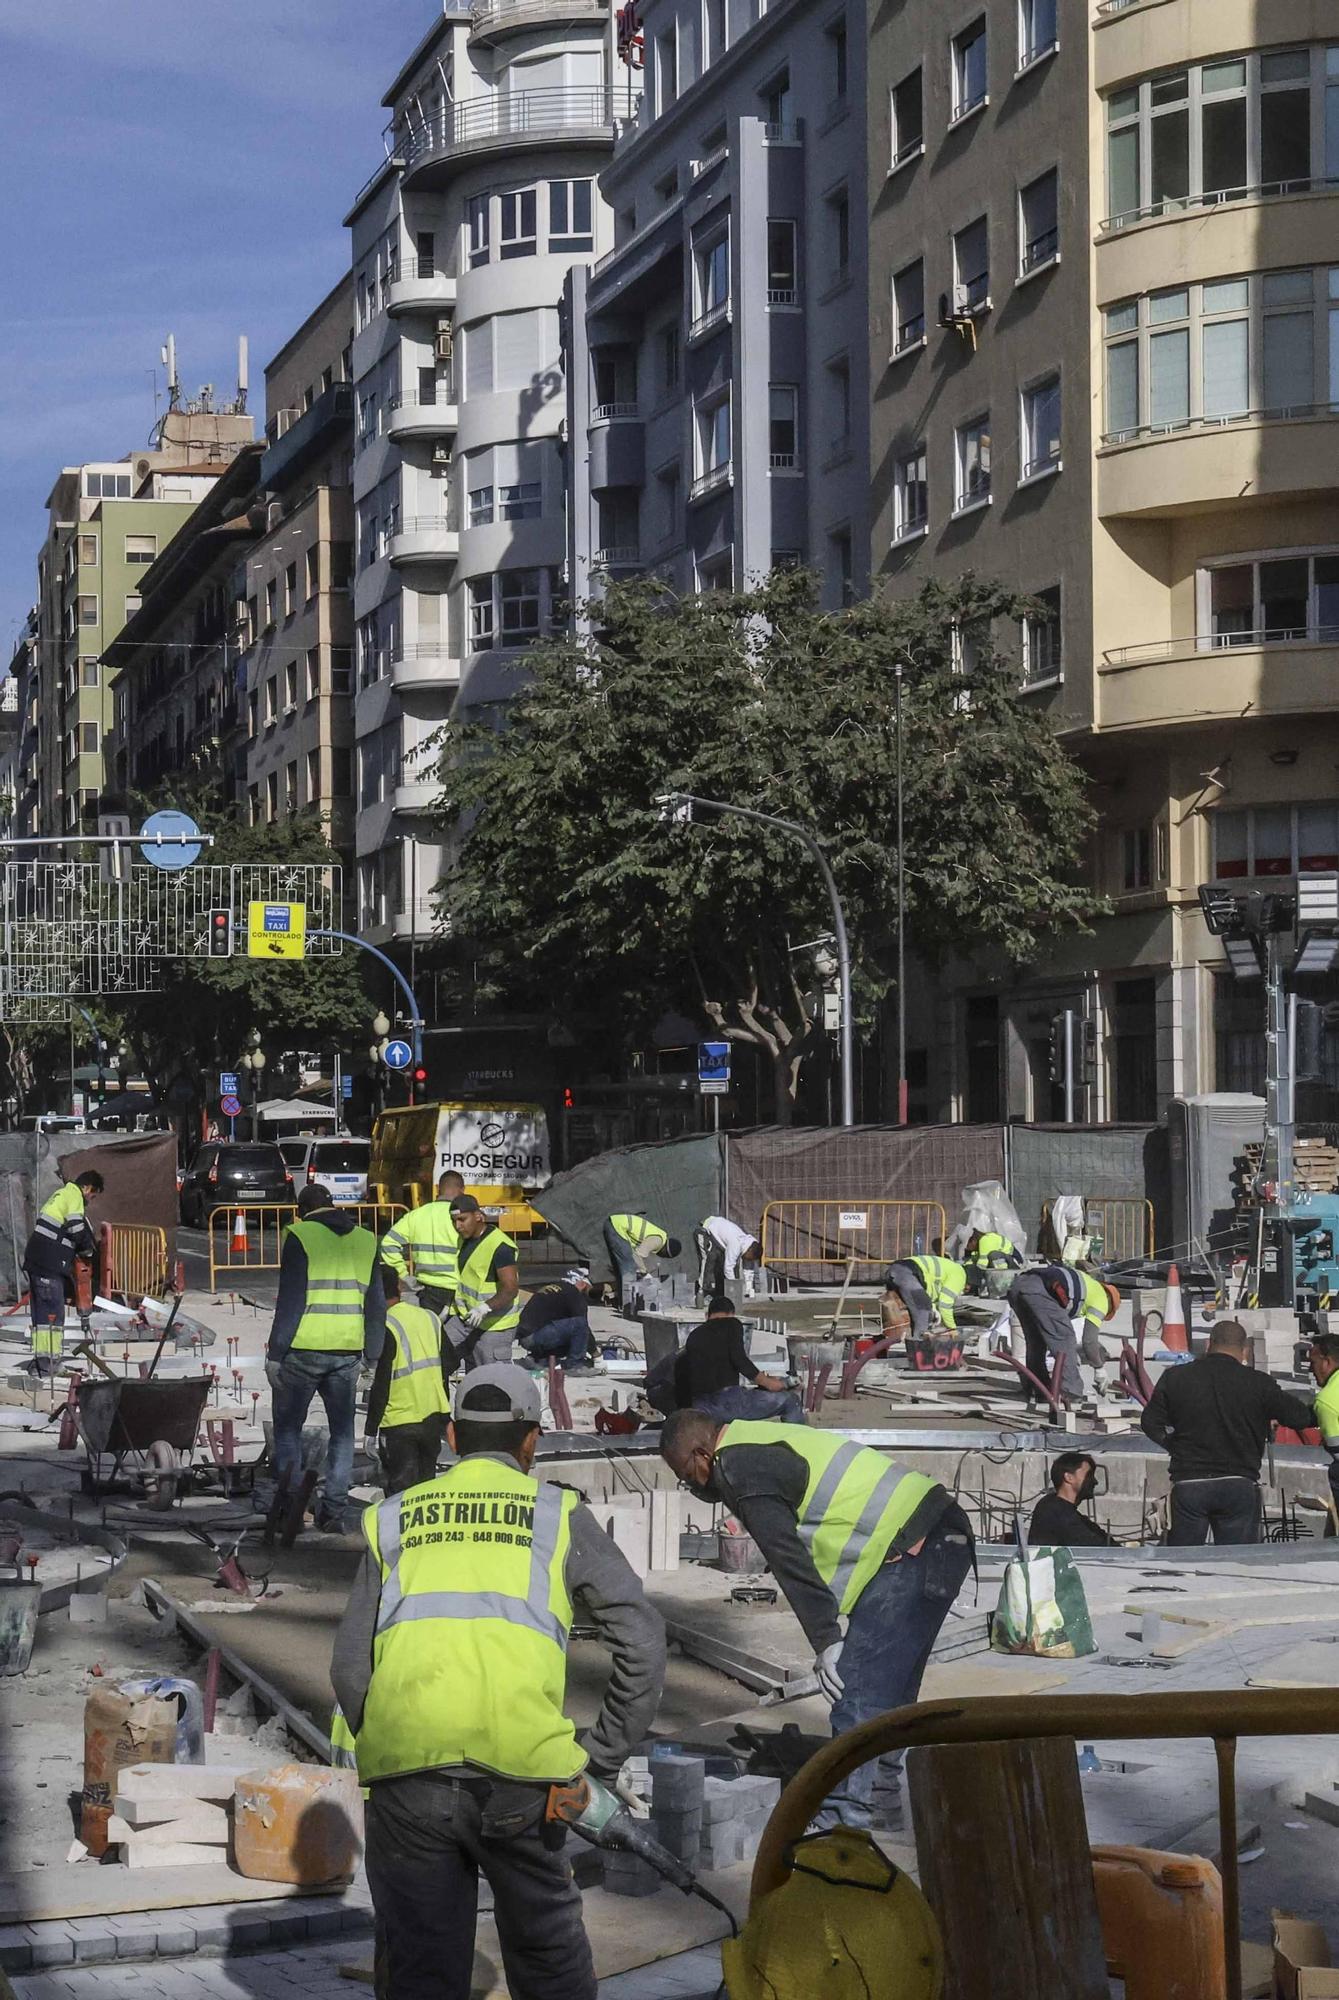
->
xmin=413 ymin=1066 xmax=428 ymax=1088
xmin=207 ymin=909 xmax=232 ymax=958
xmin=1048 ymin=1013 xmax=1069 ymax=1085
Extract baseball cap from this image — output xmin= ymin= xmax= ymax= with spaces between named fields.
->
xmin=448 ymin=1193 xmax=481 ymax=1215
xmin=452 ymin=1363 xmax=542 ymax=1425
xmin=296 ymin=1184 xmax=335 ymax=1217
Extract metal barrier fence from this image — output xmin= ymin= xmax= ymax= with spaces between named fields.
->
xmin=1043 ymin=1196 xmax=1155 ymax=1264
xmin=760 ymin=1199 xmax=949 ymax=1282
xmin=208 ymin=1202 xmax=406 ymax=1290
xmin=101 ymin=1223 xmax=169 ymax=1301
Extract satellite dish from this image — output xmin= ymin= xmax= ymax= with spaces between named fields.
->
xmin=139 ymin=810 xmax=202 ymax=871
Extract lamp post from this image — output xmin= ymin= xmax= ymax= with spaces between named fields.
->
xmin=894 ymin=659 xmax=908 ymax=1127
xmin=655 ymin=791 xmax=855 ymax=1126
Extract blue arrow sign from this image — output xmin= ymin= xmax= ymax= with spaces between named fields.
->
xmin=382 ymin=1039 xmax=413 ymax=1071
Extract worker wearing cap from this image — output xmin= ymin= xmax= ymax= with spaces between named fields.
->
xmin=1310 ymin=1332 xmax=1339 ymax=1520
xmin=331 ymin=1363 xmax=666 ymax=2000
xmin=602 ymin=1212 xmax=682 ymax=1310
xmin=365 ymin=1266 xmax=450 ymax=1494
xmin=23 ymin=1169 xmax=102 ymax=1371
xmin=659 ymin=1410 xmax=973 ymax=1829
xmin=882 ymin=1253 xmax=967 ymax=1339
xmin=965 ymin=1229 xmax=1023 ymax=1295
xmin=517 ymin=1269 xmax=594 ymax=1371
xmin=379 ymin=1171 xmax=465 ymax=1318
xmin=449 ymin=1194 xmax=521 ymax=1369
xmin=1007 ymin=1262 xmax=1119 ymax=1406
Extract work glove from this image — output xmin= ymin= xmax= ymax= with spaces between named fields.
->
xmin=463 ymin=1305 xmax=490 ymax=1331
xmin=815 ymin=1640 xmax=845 ymax=1704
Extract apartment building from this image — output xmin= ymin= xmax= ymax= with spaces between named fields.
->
xmin=567 ymin=0 xmax=867 ymax=602
xmin=7 ymin=618 xmax=37 ymax=838
xmin=869 ymin=0 xmax=1339 ymax=1121
xmin=346 ymin=0 xmax=615 ymax=948
xmin=29 ymin=403 xmax=251 ymax=837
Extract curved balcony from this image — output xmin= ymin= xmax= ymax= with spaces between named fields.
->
xmin=1097 ymin=405 xmax=1339 ymax=519
xmin=1095 ymin=183 xmax=1339 ymax=306
xmin=400 ymin=87 xmax=615 ymax=184
xmin=388 ymin=517 xmax=461 ymax=567
xmin=386 ymin=260 xmax=457 ymax=315
xmin=469 ymin=0 xmax=606 ymax=43
xmin=386 ymin=392 xmax=459 ymax=441
xmin=394 ymin=778 xmax=439 ymax=816
xmin=391 ymin=648 xmax=463 ymax=693
xmin=1098 ymin=631 xmax=1339 ymax=732
xmin=1095 ymin=0 xmax=1328 ymax=92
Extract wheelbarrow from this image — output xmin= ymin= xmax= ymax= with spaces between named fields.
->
xmin=75 ymin=1376 xmax=212 ymax=1506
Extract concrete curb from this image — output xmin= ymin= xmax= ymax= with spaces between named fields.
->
xmin=0 ymin=1889 xmax=375 ymax=1973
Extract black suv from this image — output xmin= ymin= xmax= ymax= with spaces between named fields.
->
xmin=179 ymin=1143 xmax=294 ymax=1226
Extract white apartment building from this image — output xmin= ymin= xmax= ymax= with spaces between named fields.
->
xmin=346 ymin=0 xmax=616 ymax=948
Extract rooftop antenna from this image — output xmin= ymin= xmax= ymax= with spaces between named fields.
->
xmin=236 ymin=335 xmax=249 ymax=415
xmin=160 ymin=335 xmax=181 ymax=411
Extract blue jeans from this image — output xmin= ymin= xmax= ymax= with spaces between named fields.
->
xmin=695 ymin=1384 xmax=806 ymax=1426
xmin=815 ymin=1512 xmax=975 ymax=1829
xmin=602 ymin=1221 xmax=638 ymax=1306
xmin=523 ymin=1316 xmax=591 ymax=1367
xmin=271 ymin=1350 xmax=362 ymax=1518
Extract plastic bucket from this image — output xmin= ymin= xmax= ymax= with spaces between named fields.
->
xmin=718 ymin=1531 xmax=763 ymax=1572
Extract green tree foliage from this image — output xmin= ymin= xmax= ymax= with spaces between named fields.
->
xmin=436 ymin=572 xmax=1101 ymax=1120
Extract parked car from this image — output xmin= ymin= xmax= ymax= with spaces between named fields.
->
xmin=279 ymin=1136 xmax=371 ymax=1205
xmin=179 ymin=1143 xmax=294 ymax=1227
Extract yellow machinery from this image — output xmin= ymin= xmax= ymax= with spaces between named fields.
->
xmin=370 ymin=1101 xmax=551 ymax=1237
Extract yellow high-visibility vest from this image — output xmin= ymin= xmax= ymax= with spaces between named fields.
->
xmin=454 ymin=1227 xmax=519 ymax=1334
xmin=608 ymin=1213 xmax=668 ymax=1253
xmin=380 ymin=1202 xmax=459 ymax=1289
xmin=906 ymin=1254 xmax=967 ymax=1330
xmin=289 ymin=1220 xmax=378 ymax=1352
xmin=382 ymin=1303 xmax=448 ymax=1428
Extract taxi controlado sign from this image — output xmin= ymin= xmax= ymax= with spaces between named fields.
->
xmin=246 ymin=900 xmax=306 ymax=960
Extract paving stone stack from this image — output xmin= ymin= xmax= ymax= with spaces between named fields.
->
xmin=697 ymin=1773 xmax=782 ymax=1871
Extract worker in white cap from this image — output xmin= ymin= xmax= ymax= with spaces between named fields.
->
xmin=517 ymin=1268 xmax=595 ymax=1371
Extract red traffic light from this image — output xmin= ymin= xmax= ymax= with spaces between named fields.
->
xmin=207 ymin=908 xmax=232 ymax=958
xmin=413 ymin=1066 xmax=428 ymax=1085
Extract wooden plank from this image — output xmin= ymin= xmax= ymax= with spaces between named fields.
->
xmin=0 ymin=1864 xmax=345 ymax=1924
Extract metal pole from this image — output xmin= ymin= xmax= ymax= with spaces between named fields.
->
xmin=894 ymin=661 xmax=907 ymax=1126
xmin=310 ymin=930 xmax=425 ymax=1068
xmin=333 ymin=1051 xmax=341 ymax=1129
xmin=1063 ymin=1009 xmax=1075 ymax=1125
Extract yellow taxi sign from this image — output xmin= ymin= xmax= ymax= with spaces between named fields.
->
xmin=247 ymin=900 xmax=306 ymax=960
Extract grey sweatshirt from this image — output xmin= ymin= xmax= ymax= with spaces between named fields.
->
xmin=330 ymin=1451 xmax=666 ymax=1781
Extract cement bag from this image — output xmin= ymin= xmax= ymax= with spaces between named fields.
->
xmin=992 ymin=1544 xmax=1096 ymax=1660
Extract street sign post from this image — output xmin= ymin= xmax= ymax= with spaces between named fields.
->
xmin=698 ymin=1041 xmax=730 ymax=1095
xmin=382 ymin=1039 xmax=413 ymax=1072
xmin=219 ymin=1072 xmax=239 ymax=1099
xmin=247 ymin=901 xmax=307 ymax=959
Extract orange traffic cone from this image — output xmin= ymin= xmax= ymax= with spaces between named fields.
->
xmin=1161 ymin=1262 xmax=1189 ymax=1351
xmin=231 ymin=1209 xmax=248 ymax=1255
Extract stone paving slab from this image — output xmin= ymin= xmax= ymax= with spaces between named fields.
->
xmin=0 ymin=1884 xmax=375 ymax=1975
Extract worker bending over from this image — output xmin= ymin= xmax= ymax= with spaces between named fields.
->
xmin=518 ymin=1268 xmax=594 ymax=1371
xmin=1007 ymin=1263 xmax=1119 ymax=1406
xmin=882 ymin=1253 xmax=966 ymax=1340
xmin=267 ymin=1184 xmax=385 ymax=1532
xmin=660 ymin=1412 xmax=973 ymax=1827
xmin=1028 ymin=1453 xmax=1114 ymax=1548
xmin=695 ymin=1214 xmax=762 ymax=1303
xmin=965 ymin=1228 xmax=1023 ymax=1295
xmin=332 ymin=1364 xmax=666 ymax=2000
xmin=366 ymin=1268 xmax=450 ymax=1495
xmin=379 ymin=1171 xmax=464 ymax=1317
xmin=1309 ymin=1332 xmax=1339 ymax=1519
xmin=603 ymin=1211 xmax=681 ymax=1310
xmin=23 ymin=1168 xmax=102 ymax=1372
xmin=676 ymin=1296 xmax=803 ymax=1425
xmin=449 ymin=1193 xmax=520 ymax=1368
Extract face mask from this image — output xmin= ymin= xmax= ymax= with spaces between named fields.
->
xmin=684 ymin=1456 xmax=720 ymax=1502
xmin=1078 ymin=1470 xmax=1098 ymax=1503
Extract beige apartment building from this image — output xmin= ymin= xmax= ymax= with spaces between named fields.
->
xmin=869 ymin=0 xmax=1339 ymax=1122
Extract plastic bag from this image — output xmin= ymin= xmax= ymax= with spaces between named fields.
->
xmin=947 ymin=1180 xmax=1028 ymax=1260
xmin=991 ymin=1531 xmax=1096 ymax=1659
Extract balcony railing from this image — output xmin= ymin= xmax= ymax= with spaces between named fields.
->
xmin=1104 ymin=628 xmax=1339 ymax=666
xmin=469 ymin=0 xmax=606 ymax=34
xmin=1101 ymin=401 xmax=1339 ymax=448
xmin=397 ymin=513 xmax=461 ymax=537
xmin=592 ymin=546 xmax=641 ymax=566
xmin=593 ymin=401 xmax=638 ymax=421
xmin=890 ymin=137 xmax=924 ymax=172
xmin=767 ymin=286 xmax=798 ymax=307
xmin=1095 ymin=0 xmax=1147 ymax=14
xmin=400 ymin=87 xmax=614 ymax=167
xmin=388 ymin=389 xmax=456 ymax=413
xmin=769 ymin=451 xmax=798 ymax=471
xmin=1101 ymin=177 xmax=1339 ymax=233
xmin=1020 ymin=448 xmax=1061 ymax=480
xmin=689 ymin=462 xmax=731 ymax=502
xmin=1020 ymin=225 xmax=1058 ymax=274
xmin=762 ymin=119 xmax=804 ymax=144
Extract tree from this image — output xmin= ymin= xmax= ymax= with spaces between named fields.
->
xmin=434 ymin=571 xmax=1103 ymax=1122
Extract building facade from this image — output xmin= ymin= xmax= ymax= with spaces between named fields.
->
xmin=868 ymin=0 xmax=1339 ymax=1122
xmin=346 ymin=0 xmax=616 ymax=950
xmin=567 ymin=0 xmax=868 ymax=603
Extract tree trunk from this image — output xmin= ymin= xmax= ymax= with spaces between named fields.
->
xmin=772 ymin=1053 xmax=795 ymax=1126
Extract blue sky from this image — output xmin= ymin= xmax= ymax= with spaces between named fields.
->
xmin=0 ymin=0 xmax=434 ymax=659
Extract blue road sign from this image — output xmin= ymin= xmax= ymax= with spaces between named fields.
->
xmin=139 ymin=810 xmax=203 ymax=871
xmin=382 ymin=1038 xmax=413 ymax=1071
xmin=219 ymin=1072 xmax=239 ymax=1098
xmin=342 ymin=1074 xmax=354 ymax=1099
xmin=698 ymin=1040 xmax=731 ymax=1095
xmin=219 ymin=1094 xmax=243 ymax=1119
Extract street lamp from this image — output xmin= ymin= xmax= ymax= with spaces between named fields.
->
xmin=372 ymin=1012 xmax=391 ymax=1039
xmin=655 ymin=791 xmax=855 ymax=1126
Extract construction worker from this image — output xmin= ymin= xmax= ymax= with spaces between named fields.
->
xmin=23 ymin=1168 xmax=103 ymax=1372
xmin=331 ymin=1364 xmax=667 ymax=2000
xmin=660 ymin=1411 xmax=973 ymax=1828
xmin=695 ymin=1214 xmax=762 ymax=1304
xmin=266 ymin=1183 xmax=386 ymax=1532
xmin=882 ymin=1253 xmax=967 ymax=1339
xmin=1309 ymin=1332 xmax=1339 ymax=1519
xmin=677 ymin=1296 xmax=804 ymax=1424
xmin=968 ymin=1229 xmax=1022 ymax=1271
xmin=517 ymin=1268 xmax=594 ymax=1370
xmin=365 ymin=1267 xmax=450 ymax=1495
xmin=448 ymin=1193 xmax=520 ymax=1368
xmin=379 ymin=1170 xmax=464 ymax=1317
xmin=1028 ymin=1453 xmax=1115 ymax=1549
xmin=1007 ymin=1262 xmax=1119 ymax=1406
xmin=602 ymin=1211 xmax=682 ymax=1310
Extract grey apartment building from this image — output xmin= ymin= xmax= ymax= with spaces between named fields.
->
xmin=567 ymin=0 xmax=868 ymax=601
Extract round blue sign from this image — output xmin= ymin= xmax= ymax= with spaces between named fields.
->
xmin=219 ymin=1094 xmax=243 ymax=1118
xmin=139 ymin=810 xmax=203 ymax=871
xmin=382 ymin=1039 xmax=413 ymax=1071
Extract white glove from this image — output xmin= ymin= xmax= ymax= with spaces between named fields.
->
xmin=815 ymin=1641 xmax=844 ymax=1703
xmin=463 ymin=1305 xmax=490 ymax=1331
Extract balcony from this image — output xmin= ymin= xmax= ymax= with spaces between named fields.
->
xmin=388 ymin=517 xmax=461 ymax=566
xmin=592 ymin=546 xmax=641 ymax=570
xmin=260 ymin=384 xmax=353 ymax=493
xmin=1098 ymin=632 xmax=1339 ymax=732
xmin=469 ymin=0 xmax=606 ymax=42
xmin=386 ymin=260 xmax=457 ymax=315
xmin=689 ymin=463 xmax=731 ymax=504
xmin=394 ymin=778 xmax=440 ymax=815
xmin=593 ymin=401 xmax=638 ymax=423
xmin=391 ymin=647 xmax=463 ymax=692
xmin=400 ymin=88 xmax=614 ymax=182
xmin=1097 ymin=405 xmax=1339 ymax=518
xmin=387 ymin=392 xmax=459 ymax=441
xmin=392 ymin=904 xmax=441 ymax=940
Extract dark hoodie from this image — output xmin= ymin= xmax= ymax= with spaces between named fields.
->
xmin=267 ymin=1209 xmax=387 ymax=1364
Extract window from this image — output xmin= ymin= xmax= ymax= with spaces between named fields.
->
xmin=693 ymin=392 xmax=731 ymax=493
xmin=594 ymin=347 xmax=636 ymax=410
xmin=500 ymin=481 xmax=542 ymax=521
xmin=1021 ymin=372 xmax=1061 ymax=478
xmin=469 ymin=483 xmax=494 ymax=528
xmin=827 ymin=529 xmax=853 ymax=606
xmin=826 ymin=357 xmax=851 ymax=447
xmin=79 ymin=721 xmax=99 ymax=755
xmin=1023 ymin=586 xmax=1062 ymax=682
xmin=761 ymin=67 xmax=791 ymax=129
xmin=358 ymin=391 xmax=379 ymax=443
xmin=80 ymin=656 xmax=99 ymax=686
xmin=769 ymin=385 xmax=799 ymax=468
xmin=467 ymin=194 xmax=490 ymax=268
xmin=500 ymin=188 xmax=538 ymax=259
xmin=305 ymin=547 xmax=319 ymax=600
xmin=894 ymin=445 xmax=928 ymax=539
xmin=306 ymin=648 xmax=320 ymax=700
xmin=954 ymin=413 xmax=992 ymax=510
xmin=331 ymin=647 xmax=353 ymax=695
xmin=826 ymin=18 xmax=847 ymax=105
xmin=767 ymin=220 xmax=798 ymax=304
xmin=656 ymin=462 xmax=681 ymax=543
xmin=656 ymin=27 xmax=678 ymax=112
xmin=1121 ymin=827 xmax=1153 ymax=892
xmin=284 ymin=761 xmax=298 ymax=814
xmin=78 ymin=535 xmax=97 ymax=567
xmin=284 ymin=563 xmax=298 ymax=616
xmin=890 ymin=68 xmax=923 ymax=169
xmin=698 ymin=552 xmax=733 ymax=591
xmin=248 ymin=690 xmax=259 ymax=739
xmin=951 ymin=18 xmax=987 ymax=122
xmin=307 ymin=749 xmax=320 ymax=803
xmin=85 ymin=472 xmax=131 ymax=499
xmin=703 ymin=0 xmax=728 ymax=64
xmin=1019 ymin=168 xmax=1058 ymax=275
xmin=124 ymin=594 xmax=140 ymax=620
xmin=248 ymin=783 xmax=261 ymax=825
xmin=549 ymin=179 xmax=594 ymax=252
xmin=284 ymin=659 xmax=298 ymax=711
xmin=827 ymin=186 xmax=850 ymax=283
xmin=1018 ymin=0 xmax=1056 ymax=70
xmin=469 ymin=579 xmax=494 ymax=650
xmin=77 ymin=595 xmax=97 ymax=627
xmin=1214 ymin=801 xmax=1339 ymax=880
xmin=499 ymin=570 xmax=542 ymax=640
xmin=659 ymin=322 xmax=681 ymax=394
xmin=953 ymin=216 xmax=989 ymax=312
xmin=893 ymin=260 xmax=925 ymax=351
xmin=596 ymin=490 xmax=639 ymax=560
xmin=695 ymin=232 xmax=729 ymax=326
xmin=1203 ymin=550 xmax=1339 ymax=646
